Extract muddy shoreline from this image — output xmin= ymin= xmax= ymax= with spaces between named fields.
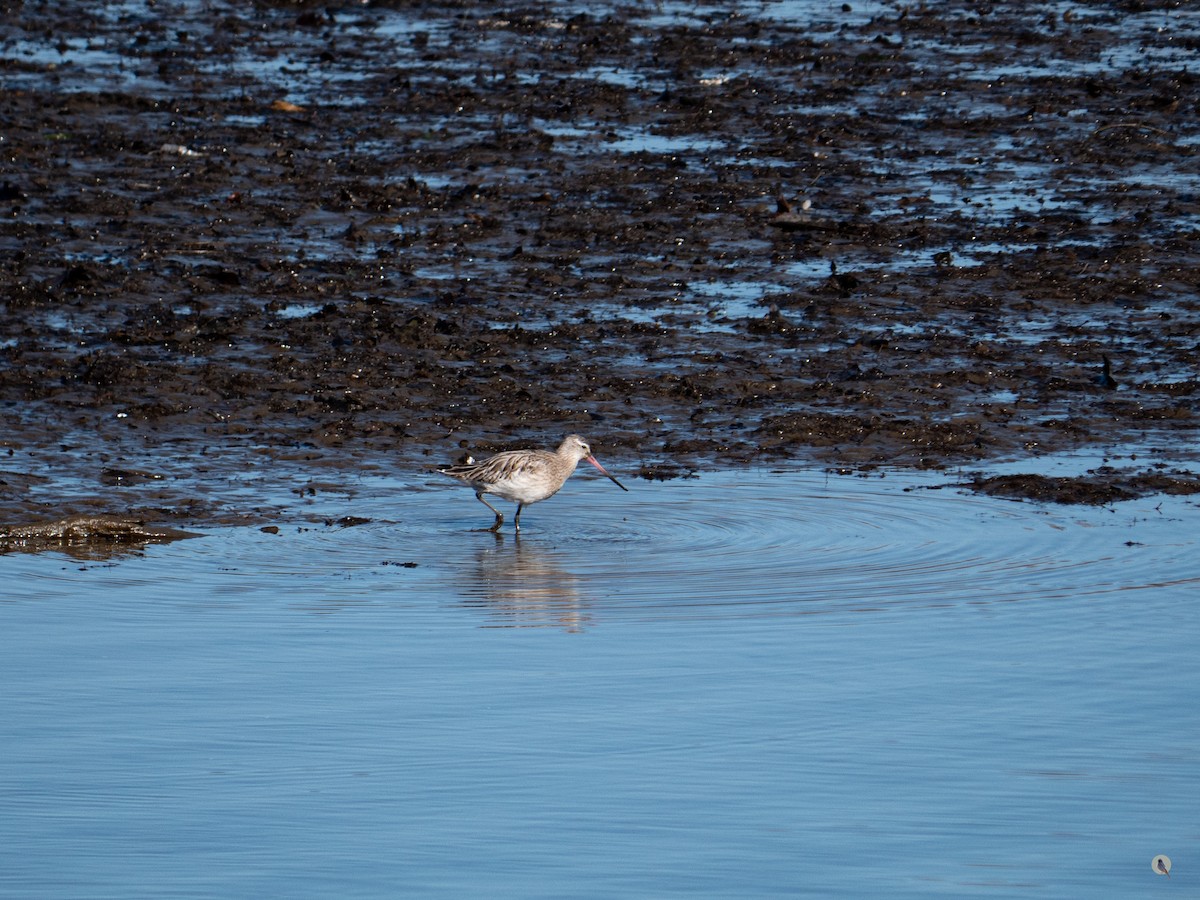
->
xmin=3 ymin=1 xmax=1199 ymax=530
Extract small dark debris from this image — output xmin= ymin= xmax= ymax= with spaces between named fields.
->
xmin=330 ymin=516 xmax=371 ymax=528
xmin=101 ymin=467 xmax=164 ymax=485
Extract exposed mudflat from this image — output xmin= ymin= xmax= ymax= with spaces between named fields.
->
xmin=0 ymin=513 xmax=199 ymax=557
xmin=2 ymin=0 xmax=1199 ymax=529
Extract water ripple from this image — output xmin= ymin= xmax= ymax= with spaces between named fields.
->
xmin=403 ymin=470 xmax=1198 ymax=625
xmin=5 ymin=470 xmax=1196 ymax=628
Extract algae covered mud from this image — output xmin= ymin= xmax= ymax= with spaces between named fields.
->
xmin=2 ymin=0 xmax=1200 ymax=526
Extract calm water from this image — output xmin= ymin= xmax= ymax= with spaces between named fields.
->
xmin=2 ymin=468 xmax=1197 ymax=898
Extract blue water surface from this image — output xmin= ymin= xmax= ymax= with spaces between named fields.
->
xmin=1 ymin=469 xmax=1197 ymax=898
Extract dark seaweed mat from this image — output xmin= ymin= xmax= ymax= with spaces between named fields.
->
xmin=2 ymin=0 xmax=1199 ymax=524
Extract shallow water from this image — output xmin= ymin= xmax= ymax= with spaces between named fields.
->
xmin=2 ymin=469 xmax=1196 ymax=897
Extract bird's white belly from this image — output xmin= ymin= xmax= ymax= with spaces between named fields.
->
xmin=480 ymin=469 xmax=562 ymax=505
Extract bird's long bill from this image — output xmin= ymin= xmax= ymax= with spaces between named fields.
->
xmin=586 ymin=455 xmax=629 ymax=491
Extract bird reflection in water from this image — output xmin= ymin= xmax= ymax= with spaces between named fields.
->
xmin=458 ymin=532 xmax=592 ymax=631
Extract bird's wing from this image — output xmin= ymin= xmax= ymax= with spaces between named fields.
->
xmin=440 ymin=450 xmax=554 ymax=484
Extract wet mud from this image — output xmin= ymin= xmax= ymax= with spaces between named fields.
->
xmin=0 ymin=514 xmax=199 ymax=558
xmin=961 ymin=466 xmax=1200 ymax=505
xmin=2 ymin=0 xmax=1199 ymax=534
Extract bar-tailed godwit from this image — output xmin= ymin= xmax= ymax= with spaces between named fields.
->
xmin=438 ymin=434 xmax=628 ymax=531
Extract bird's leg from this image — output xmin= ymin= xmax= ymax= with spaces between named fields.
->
xmin=476 ymin=492 xmax=504 ymax=531
xmin=514 ymin=503 xmax=524 ymax=532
